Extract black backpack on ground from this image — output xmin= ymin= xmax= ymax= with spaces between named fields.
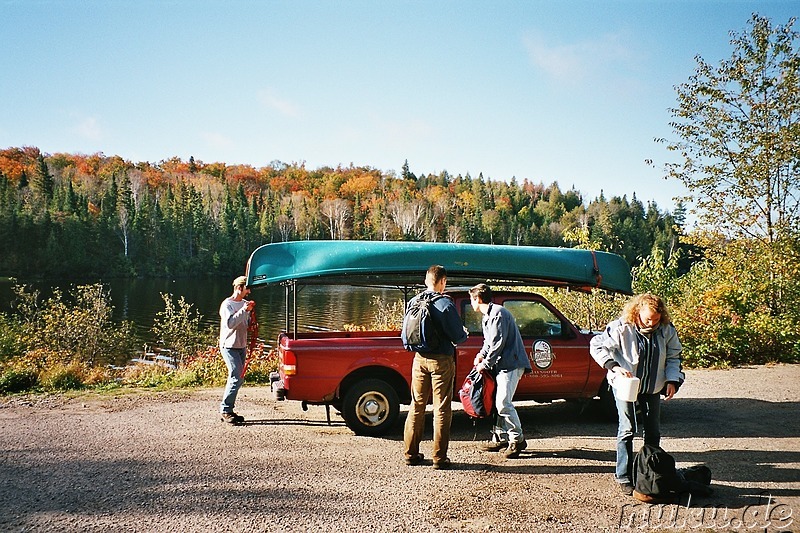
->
xmin=401 ymin=292 xmax=443 ymax=353
xmin=632 ymin=444 xmax=713 ymax=503
xmin=632 ymin=444 xmax=685 ymax=503
xmin=677 ymin=465 xmax=713 ymax=497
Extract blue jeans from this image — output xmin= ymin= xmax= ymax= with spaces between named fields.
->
xmin=220 ymin=347 xmax=245 ymax=414
xmin=615 ymin=392 xmax=661 ymax=484
xmin=491 ymin=367 xmax=526 ymax=444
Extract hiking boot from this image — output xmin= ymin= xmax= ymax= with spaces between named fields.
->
xmin=220 ymin=412 xmax=244 ymax=425
xmin=433 ymin=458 xmax=452 ymax=470
xmin=619 ymin=483 xmax=634 ymax=496
xmin=405 ymin=453 xmax=426 ymax=466
xmin=502 ymin=441 xmax=525 ymax=459
xmin=479 ymin=440 xmax=508 ymax=452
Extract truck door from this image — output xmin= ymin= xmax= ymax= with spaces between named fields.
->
xmin=497 ymin=297 xmax=589 ymax=396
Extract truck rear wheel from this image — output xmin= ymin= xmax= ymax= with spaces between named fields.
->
xmin=342 ymin=379 xmax=400 ymax=437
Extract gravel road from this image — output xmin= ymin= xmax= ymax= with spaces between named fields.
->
xmin=1 ymin=364 xmax=798 ymax=532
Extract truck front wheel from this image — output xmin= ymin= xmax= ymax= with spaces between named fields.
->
xmin=342 ymin=379 xmax=400 ymax=437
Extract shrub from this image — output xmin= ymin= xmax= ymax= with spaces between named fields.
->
xmin=670 ymin=240 xmax=800 ymax=367
xmin=11 ymin=283 xmax=137 ymax=367
xmin=0 ymin=314 xmax=24 ymax=360
xmin=0 ymin=368 xmax=38 ymax=393
xmin=241 ymin=345 xmax=279 ymax=384
xmin=183 ymin=347 xmax=227 ymax=386
xmin=182 ymin=344 xmax=279 ymax=386
xmin=121 ymin=363 xmax=174 ymax=389
xmin=632 ymin=246 xmax=681 ymax=301
xmin=151 ymin=293 xmax=216 ymax=366
xmin=39 ymin=361 xmax=86 ymax=391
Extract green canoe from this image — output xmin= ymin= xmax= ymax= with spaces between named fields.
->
xmin=245 ymin=240 xmax=632 ymax=294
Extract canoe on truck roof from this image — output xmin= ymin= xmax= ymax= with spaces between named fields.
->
xmin=245 ymin=240 xmax=632 ymax=294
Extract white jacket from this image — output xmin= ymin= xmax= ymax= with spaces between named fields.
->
xmin=219 ymin=297 xmax=250 ymax=349
xmin=589 ymin=319 xmax=684 ymax=394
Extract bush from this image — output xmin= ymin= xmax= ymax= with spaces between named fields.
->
xmin=670 ymin=240 xmax=800 ymax=367
xmin=121 ymin=363 xmax=174 ymax=389
xmin=343 ymin=295 xmax=404 ymax=331
xmin=151 ymin=293 xmax=216 ymax=366
xmin=0 ymin=368 xmax=38 ymax=393
xmin=0 ymin=314 xmax=24 ymax=360
xmin=11 ymin=283 xmax=137 ymax=367
xmin=183 ymin=347 xmax=227 ymax=386
xmin=39 ymin=362 xmax=86 ymax=391
xmin=182 ymin=344 xmax=279 ymax=387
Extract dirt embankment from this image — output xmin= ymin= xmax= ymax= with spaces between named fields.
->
xmin=1 ymin=364 xmax=798 ymax=532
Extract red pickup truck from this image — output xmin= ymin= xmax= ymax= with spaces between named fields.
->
xmin=270 ymin=289 xmax=613 ymax=436
xmin=248 ymin=240 xmax=632 ymax=437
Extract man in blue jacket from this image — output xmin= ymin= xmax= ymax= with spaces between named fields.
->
xmin=470 ymin=283 xmax=532 ymax=458
xmin=402 ymin=265 xmax=468 ymax=469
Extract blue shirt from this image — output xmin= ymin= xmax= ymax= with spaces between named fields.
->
xmin=477 ymin=303 xmax=532 ymax=372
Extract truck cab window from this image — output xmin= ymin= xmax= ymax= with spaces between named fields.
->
xmin=504 ymin=300 xmax=562 ymax=337
xmin=463 ymin=304 xmax=483 ymax=334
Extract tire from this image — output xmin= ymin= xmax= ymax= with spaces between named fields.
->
xmin=341 ymin=378 xmax=400 ymax=437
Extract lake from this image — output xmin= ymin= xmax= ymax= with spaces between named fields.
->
xmin=0 ymin=277 xmax=404 ymax=355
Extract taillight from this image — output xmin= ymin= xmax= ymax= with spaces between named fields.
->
xmin=282 ymin=349 xmax=297 ymax=376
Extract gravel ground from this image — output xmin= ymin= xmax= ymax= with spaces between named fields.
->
xmin=1 ymin=364 xmax=798 ymax=532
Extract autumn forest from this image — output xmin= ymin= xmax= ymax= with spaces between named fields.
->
xmin=0 ymin=146 xmax=688 ymax=280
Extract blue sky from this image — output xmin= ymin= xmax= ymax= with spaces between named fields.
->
xmin=1 ymin=1 xmax=796 ymax=213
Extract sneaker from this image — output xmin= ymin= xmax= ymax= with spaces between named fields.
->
xmin=502 ymin=441 xmax=525 ymax=459
xmin=619 ymin=483 xmax=634 ymax=496
xmin=220 ymin=412 xmax=244 ymax=425
xmin=479 ymin=440 xmax=508 ymax=452
xmin=405 ymin=453 xmax=426 ymax=466
xmin=433 ymin=458 xmax=452 ymax=470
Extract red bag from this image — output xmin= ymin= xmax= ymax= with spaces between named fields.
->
xmin=459 ymin=367 xmax=496 ymax=418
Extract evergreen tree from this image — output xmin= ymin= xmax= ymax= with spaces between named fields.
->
xmin=33 ymin=154 xmax=54 ymax=205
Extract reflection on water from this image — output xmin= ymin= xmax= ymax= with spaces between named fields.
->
xmin=0 ymin=278 xmax=405 ymax=352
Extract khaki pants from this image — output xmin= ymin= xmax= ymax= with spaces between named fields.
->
xmin=403 ymin=352 xmax=455 ymax=463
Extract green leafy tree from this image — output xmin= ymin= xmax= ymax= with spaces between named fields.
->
xmin=665 ymin=14 xmax=799 ymax=243
xmin=663 ymin=14 xmax=800 ymax=312
xmin=662 ymin=14 xmax=800 ymax=364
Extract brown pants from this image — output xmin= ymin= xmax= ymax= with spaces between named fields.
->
xmin=403 ymin=352 xmax=455 ymax=463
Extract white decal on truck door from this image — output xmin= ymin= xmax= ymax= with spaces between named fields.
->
xmin=532 ymin=340 xmax=554 ymax=370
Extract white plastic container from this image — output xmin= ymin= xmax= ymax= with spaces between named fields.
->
xmin=613 ymin=375 xmax=640 ymax=402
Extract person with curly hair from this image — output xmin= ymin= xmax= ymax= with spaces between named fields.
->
xmin=590 ymin=293 xmax=684 ymax=496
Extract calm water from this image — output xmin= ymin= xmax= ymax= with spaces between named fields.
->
xmin=0 ymin=277 xmax=402 ymax=353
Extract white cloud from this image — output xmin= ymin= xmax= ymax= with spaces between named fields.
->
xmin=72 ymin=115 xmax=104 ymax=141
xmin=375 ymin=115 xmax=435 ymax=146
xmin=257 ymin=88 xmax=300 ymax=117
xmin=523 ymin=31 xmax=633 ymax=84
xmin=201 ymin=131 xmax=235 ymax=150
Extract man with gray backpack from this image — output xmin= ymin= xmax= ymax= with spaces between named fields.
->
xmin=401 ymin=265 xmax=468 ymax=469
